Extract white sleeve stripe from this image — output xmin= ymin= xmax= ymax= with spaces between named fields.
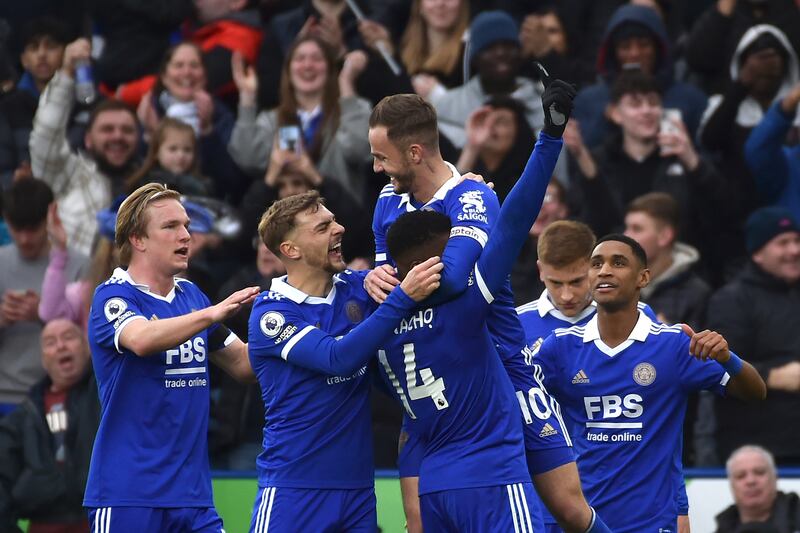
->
xmin=375 ymin=253 xmax=387 ymax=262
xmin=280 ymin=325 xmax=315 ymax=360
xmin=720 ymin=372 xmax=731 ymax=386
xmin=223 ymin=331 xmax=238 ymax=347
xmin=113 ymin=315 xmax=147 ymax=353
xmin=450 ymin=226 xmax=488 ymax=247
xmin=474 ymin=265 xmax=494 ymax=304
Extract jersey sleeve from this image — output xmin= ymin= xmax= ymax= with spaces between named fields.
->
xmin=373 ymin=193 xmax=390 ymax=265
xmin=248 ymin=287 xmax=417 ymax=376
xmin=90 ymin=284 xmax=147 ymax=354
xmin=675 ymin=333 xmax=730 ymax=396
xmin=638 ymin=302 xmax=659 ymax=322
xmin=531 ymin=333 xmax=562 ymax=396
xmin=476 ymin=133 xmax=563 ymax=301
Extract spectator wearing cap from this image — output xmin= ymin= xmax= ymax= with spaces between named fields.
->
xmin=0 ymin=318 xmax=99 ymax=533
xmin=715 ymin=445 xmax=800 ymax=533
xmin=707 ymin=207 xmax=800 ymax=464
xmin=698 ymin=24 xmax=798 ymax=286
xmin=0 ymin=179 xmax=87 ymax=415
xmin=422 ymin=10 xmax=545 ymax=150
xmin=572 ymin=4 xmax=708 ymax=150
xmin=744 ymin=77 xmax=800 ymax=224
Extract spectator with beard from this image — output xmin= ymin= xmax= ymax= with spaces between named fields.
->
xmin=30 ymin=38 xmax=140 ymax=257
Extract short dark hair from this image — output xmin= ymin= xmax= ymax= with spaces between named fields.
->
xmin=538 ymin=220 xmax=596 ymax=267
xmin=610 ymin=69 xmax=661 ymax=103
xmin=3 ymin=178 xmax=54 ymax=228
xmin=87 ymin=99 xmax=138 ymax=132
xmin=596 ymin=233 xmax=648 ymax=268
xmin=369 ymin=94 xmax=440 ymax=151
xmin=20 ymin=17 xmax=70 ymax=49
xmin=386 ymin=211 xmax=451 ymax=262
xmin=626 ymin=192 xmax=680 ymax=231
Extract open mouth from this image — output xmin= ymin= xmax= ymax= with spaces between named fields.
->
xmin=594 ymin=282 xmax=617 ymax=293
xmin=328 ymin=241 xmax=342 ymax=258
xmin=175 ymin=246 xmax=189 ymax=259
xmin=57 ymin=354 xmax=74 ymax=370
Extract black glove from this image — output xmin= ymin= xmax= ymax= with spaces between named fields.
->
xmin=536 ymin=62 xmax=576 ymax=138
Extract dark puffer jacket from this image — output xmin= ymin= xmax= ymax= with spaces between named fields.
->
xmin=0 ymin=372 xmax=99 ymax=529
xmin=707 ymin=262 xmax=800 ymax=463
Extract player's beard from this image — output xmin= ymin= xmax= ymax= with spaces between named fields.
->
xmin=390 ymin=161 xmax=415 ymax=194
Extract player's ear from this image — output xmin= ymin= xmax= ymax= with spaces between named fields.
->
xmin=279 ymin=240 xmax=300 ymax=261
xmin=129 ymin=233 xmax=146 ymax=253
xmin=408 ymin=143 xmax=424 ymax=164
xmin=638 ymin=267 xmax=651 ymax=289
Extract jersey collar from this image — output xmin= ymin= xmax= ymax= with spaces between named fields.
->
xmin=398 ymin=161 xmax=462 ymax=210
xmin=270 ymin=273 xmax=347 ymax=305
xmin=537 ymin=289 xmax=596 ymax=323
xmin=582 ymin=310 xmax=652 ymax=357
xmin=113 ymin=267 xmax=184 ymax=303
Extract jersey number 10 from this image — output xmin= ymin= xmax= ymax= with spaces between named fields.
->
xmin=378 ymin=343 xmax=449 ymax=419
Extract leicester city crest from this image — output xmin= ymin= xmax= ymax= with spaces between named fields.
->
xmin=346 ymin=301 xmax=363 ymax=323
xmin=633 ymin=362 xmax=656 ymax=386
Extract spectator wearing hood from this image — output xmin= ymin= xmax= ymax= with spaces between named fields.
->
xmin=698 ymin=24 xmax=797 ymax=285
xmin=424 ymin=10 xmax=545 ymax=150
xmin=744 ymin=79 xmax=800 ymax=223
xmin=707 ymin=207 xmax=800 ymax=465
xmin=572 ymin=4 xmax=708 ymax=150
xmin=685 ymin=0 xmax=800 ymax=95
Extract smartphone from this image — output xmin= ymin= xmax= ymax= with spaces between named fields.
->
xmin=660 ymin=108 xmax=682 ymax=136
xmin=278 ymin=125 xmax=302 ymax=154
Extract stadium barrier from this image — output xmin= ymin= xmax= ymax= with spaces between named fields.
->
xmin=17 ymin=468 xmax=800 ymax=532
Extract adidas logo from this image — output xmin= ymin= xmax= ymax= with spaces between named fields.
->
xmin=572 ymin=369 xmax=590 ymax=384
xmin=539 ymin=423 xmax=558 ymax=438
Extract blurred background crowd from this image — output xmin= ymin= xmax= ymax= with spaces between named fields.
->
xmin=0 ymin=0 xmax=799 ymax=530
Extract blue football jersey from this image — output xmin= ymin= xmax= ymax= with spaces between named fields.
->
xmin=373 ymin=159 xmax=570 ymax=460
xmin=247 ymin=271 xmax=378 ymax=490
xmin=85 ymin=268 xmax=231 ymax=507
xmin=533 ymin=311 xmax=730 ymax=532
xmin=376 ymin=268 xmax=531 ymax=496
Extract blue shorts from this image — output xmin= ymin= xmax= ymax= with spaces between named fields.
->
xmin=87 ymin=506 xmax=223 ymax=532
xmin=420 ymin=482 xmax=542 ymax=532
xmin=249 ymin=486 xmax=376 ymax=532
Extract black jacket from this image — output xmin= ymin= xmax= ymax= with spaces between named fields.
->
xmin=715 ymin=491 xmax=800 ymax=533
xmin=0 ymin=372 xmax=100 ymax=529
xmin=707 ymin=262 xmax=800 ymax=463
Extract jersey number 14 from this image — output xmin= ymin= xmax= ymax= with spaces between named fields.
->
xmin=378 ymin=343 xmax=449 ymax=419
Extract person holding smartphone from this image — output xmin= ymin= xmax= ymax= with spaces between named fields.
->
xmin=229 ymin=37 xmax=372 ymax=205
xmin=563 ymin=69 xmax=724 ymax=266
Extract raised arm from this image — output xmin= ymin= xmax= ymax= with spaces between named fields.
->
xmin=29 ymin=39 xmax=87 ymax=196
xmin=478 ymin=72 xmax=574 ymax=296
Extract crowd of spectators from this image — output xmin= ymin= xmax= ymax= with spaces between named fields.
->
xmin=0 ymin=0 xmax=799 ymax=528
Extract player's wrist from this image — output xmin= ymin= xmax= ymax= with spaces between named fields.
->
xmin=719 ymin=352 xmax=743 ymax=376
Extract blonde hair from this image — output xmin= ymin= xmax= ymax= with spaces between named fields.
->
xmin=258 ymin=191 xmax=324 ymax=256
xmin=400 ymin=0 xmax=469 ymax=78
xmin=115 ymin=183 xmax=181 ymax=266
